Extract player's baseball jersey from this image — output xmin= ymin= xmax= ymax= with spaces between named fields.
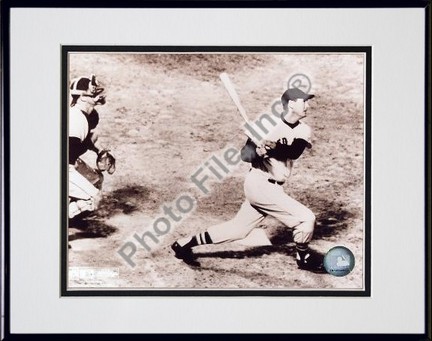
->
xmin=258 ymin=119 xmax=312 ymax=181
xmin=69 ymin=106 xmax=100 ymax=164
xmin=69 ymin=106 xmax=89 ymax=141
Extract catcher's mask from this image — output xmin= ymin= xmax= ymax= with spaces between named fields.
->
xmin=70 ymin=74 xmax=106 ymax=107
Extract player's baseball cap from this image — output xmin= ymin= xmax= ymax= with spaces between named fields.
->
xmin=281 ymin=88 xmax=315 ymax=107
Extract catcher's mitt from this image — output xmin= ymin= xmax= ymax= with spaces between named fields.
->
xmin=97 ymin=149 xmax=116 ymax=174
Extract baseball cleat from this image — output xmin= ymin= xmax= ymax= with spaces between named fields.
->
xmin=296 ymin=251 xmax=325 ymax=273
xmin=171 ymin=242 xmax=200 ymax=267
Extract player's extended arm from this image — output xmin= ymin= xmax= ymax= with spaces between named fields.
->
xmin=85 ymin=109 xmax=101 ymax=154
xmin=85 ymin=135 xmax=100 ymax=154
xmin=240 ymin=138 xmax=259 ymax=163
xmin=267 ymin=138 xmax=310 ymax=160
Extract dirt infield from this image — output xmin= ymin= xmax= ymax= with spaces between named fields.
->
xmin=67 ymin=52 xmax=365 ymax=291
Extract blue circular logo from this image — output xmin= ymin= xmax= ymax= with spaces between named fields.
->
xmin=323 ymin=246 xmax=355 ymax=277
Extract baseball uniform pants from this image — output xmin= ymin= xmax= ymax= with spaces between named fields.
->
xmin=208 ymin=168 xmax=315 ymax=244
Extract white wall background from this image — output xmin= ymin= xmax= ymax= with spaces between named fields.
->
xmin=9 ymin=8 xmax=425 ymax=333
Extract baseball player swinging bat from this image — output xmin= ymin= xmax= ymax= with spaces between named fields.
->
xmin=219 ymin=72 xmax=262 ymax=146
xmin=172 ymin=77 xmax=321 ymax=270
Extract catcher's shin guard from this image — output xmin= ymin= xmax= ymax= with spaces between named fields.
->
xmin=74 ymin=158 xmax=104 ymax=190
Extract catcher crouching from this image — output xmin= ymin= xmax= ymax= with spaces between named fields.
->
xmin=68 ymin=74 xmax=116 ymax=219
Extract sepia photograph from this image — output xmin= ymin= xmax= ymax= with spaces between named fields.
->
xmin=63 ymin=47 xmax=370 ymax=294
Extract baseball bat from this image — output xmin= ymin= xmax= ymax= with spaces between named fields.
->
xmin=219 ymin=72 xmax=261 ymax=146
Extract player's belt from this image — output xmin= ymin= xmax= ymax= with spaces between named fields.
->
xmin=249 ymin=168 xmax=286 ymax=185
xmin=268 ymin=179 xmax=285 ymax=185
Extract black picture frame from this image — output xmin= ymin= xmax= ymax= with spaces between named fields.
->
xmin=61 ymin=45 xmax=372 ymax=297
xmin=1 ymin=0 xmax=430 ymax=339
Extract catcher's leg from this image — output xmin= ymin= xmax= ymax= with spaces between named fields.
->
xmin=69 ymin=165 xmax=101 ymax=219
xmin=69 ymin=197 xmax=97 ymax=219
